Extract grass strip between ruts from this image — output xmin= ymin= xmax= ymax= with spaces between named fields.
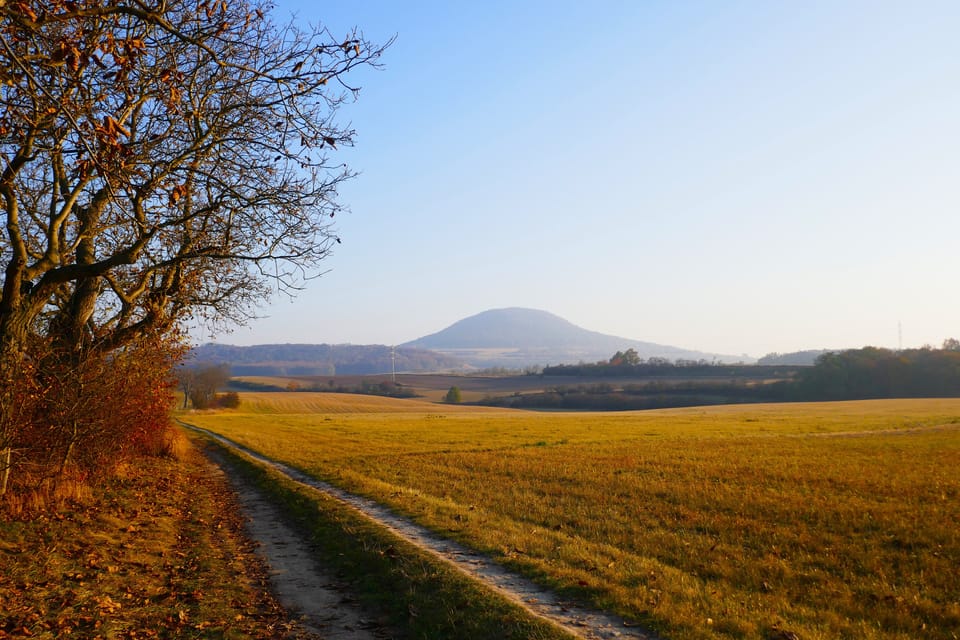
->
xmin=201 ymin=436 xmax=577 ymax=640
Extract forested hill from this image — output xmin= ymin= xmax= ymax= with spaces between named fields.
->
xmin=188 ymin=343 xmax=465 ymax=376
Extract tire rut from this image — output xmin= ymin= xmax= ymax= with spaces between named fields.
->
xmin=203 ymin=445 xmax=392 ymax=640
xmin=181 ymin=421 xmax=660 ymax=640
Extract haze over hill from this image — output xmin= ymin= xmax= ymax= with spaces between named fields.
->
xmin=402 ymin=308 xmax=748 ymax=368
xmin=193 ymin=308 xmax=752 ymax=375
xmin=189 ymin=343 xmax=464 ymax=376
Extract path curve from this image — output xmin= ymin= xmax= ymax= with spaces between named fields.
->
xmin=181 ymin=421 xmax=660 ymax=640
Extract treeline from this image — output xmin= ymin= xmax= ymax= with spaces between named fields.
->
xmin=757 ymin=349 xmax=830 ymax=366
xmin=795 ymin=345 xmax=960 ymax=400
xmin=481 ymin=345 xmax=960 ymax=411
xmin=542 ymin=349 xmax=796 ymax=380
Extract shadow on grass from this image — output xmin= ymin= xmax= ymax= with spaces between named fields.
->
xmin=202 ymin=437 xmax=576 ymax=640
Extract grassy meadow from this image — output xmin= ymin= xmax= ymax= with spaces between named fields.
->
xmin=185 ymin=394 xmax=960 ymax=639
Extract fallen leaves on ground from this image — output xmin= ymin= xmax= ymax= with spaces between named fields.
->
xmin=0 ymin=436 xmax=319 ymax=639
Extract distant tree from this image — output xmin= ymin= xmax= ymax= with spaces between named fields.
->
xmin=444 ymin=386 xmax=462 ymax=403
xmin=187 ymin=364 xmax=230 ymax=409
xmin=608 ymin=349 xmax=641 ymax=366
xmin=798 ymin=346 xmax=960 ymax=400
xmin=175 ymin=366 xmax=196 ymax=410
xmin=943 ymin=338 xmax=960 ymax=351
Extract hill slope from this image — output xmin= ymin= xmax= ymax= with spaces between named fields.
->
xmin=402 ymin=307 xmax=745 ymax=367
xmin=188 ymin=343 xmax=465 ymax=376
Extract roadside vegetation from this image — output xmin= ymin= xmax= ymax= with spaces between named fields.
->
xmin=0 ymin=431 xmax=312 ymax=639
xmin=188 ymin=395 xmax=960 ymax=640
xmin=0 ymin=334 xmax=181 ymax=502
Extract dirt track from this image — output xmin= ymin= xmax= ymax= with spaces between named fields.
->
xmin=183 ymin=421 xmax=660 ymax=640
xmin=203 ymin=446 xmax=391 ymax=640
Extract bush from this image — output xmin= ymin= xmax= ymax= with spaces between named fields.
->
xmin=1 ymin=333 xmax=182 ymax=502
xmin=217 ymin=391 xmax=241 ymax=408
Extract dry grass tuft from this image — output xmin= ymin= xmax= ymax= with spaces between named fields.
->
xmin=1 ymin=472 xmax=94 ymax=519
xmin=163 ymin=428 xmax=192 ymax=460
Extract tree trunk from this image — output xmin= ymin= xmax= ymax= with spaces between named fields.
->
xmin=58 ymin=421 xmax=79 ymax=478
xmin=0 ymin=447 xmax=10 ymax=497
xmin=0 ymin=340 xmax=24 ymax=499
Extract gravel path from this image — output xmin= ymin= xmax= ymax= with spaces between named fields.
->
xmin=182 ymin=421 xmax=660 ymax=640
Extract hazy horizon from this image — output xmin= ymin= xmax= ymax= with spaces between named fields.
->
xmin=200 ymin=1 xmax=960 ymax=358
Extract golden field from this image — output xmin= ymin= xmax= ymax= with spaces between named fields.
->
xmin=184 ymin=394 xmax=960 ymax=639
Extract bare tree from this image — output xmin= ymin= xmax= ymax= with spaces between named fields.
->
xmin=0 ymin=0 xmax=387 ymax=358
xmin=0 ymin=0 xmax=387 ymax=494
xmin=181 ymin=362 xmax=230 ymax=409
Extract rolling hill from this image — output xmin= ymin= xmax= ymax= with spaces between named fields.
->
xmin=193 ymin=308 xmax=750 ymax=375
xmin=402 ymin=307 xmax=747 ymax=368
xmin=188 ymin=343 xmax=465 ymax=376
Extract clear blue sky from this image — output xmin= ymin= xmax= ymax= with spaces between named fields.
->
xmin=210 ymin=0 xmax=960 ymax=358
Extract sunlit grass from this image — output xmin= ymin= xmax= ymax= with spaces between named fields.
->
xmin=186 ymin=396 xmax=960 ymax=640
xmin=207 ymin=439 xmax=575 ymax=640
xmin=215 ymin=390 xmax=491 ymax=414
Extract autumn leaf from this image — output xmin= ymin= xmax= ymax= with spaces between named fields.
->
xmin=101 ymin=115 xmax=130 ymax=138
xmin=169 ymin=184 xmax=188 ymax=205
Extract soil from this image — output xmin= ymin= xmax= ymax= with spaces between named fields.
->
xmin=203 ymin=446 xmax=391 ymax=640
xmin=186 ymin=422 xmax=661 ymax=640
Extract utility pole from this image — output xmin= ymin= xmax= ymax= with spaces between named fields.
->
xmin=391 ymin=346 xmax=396 ymax=383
